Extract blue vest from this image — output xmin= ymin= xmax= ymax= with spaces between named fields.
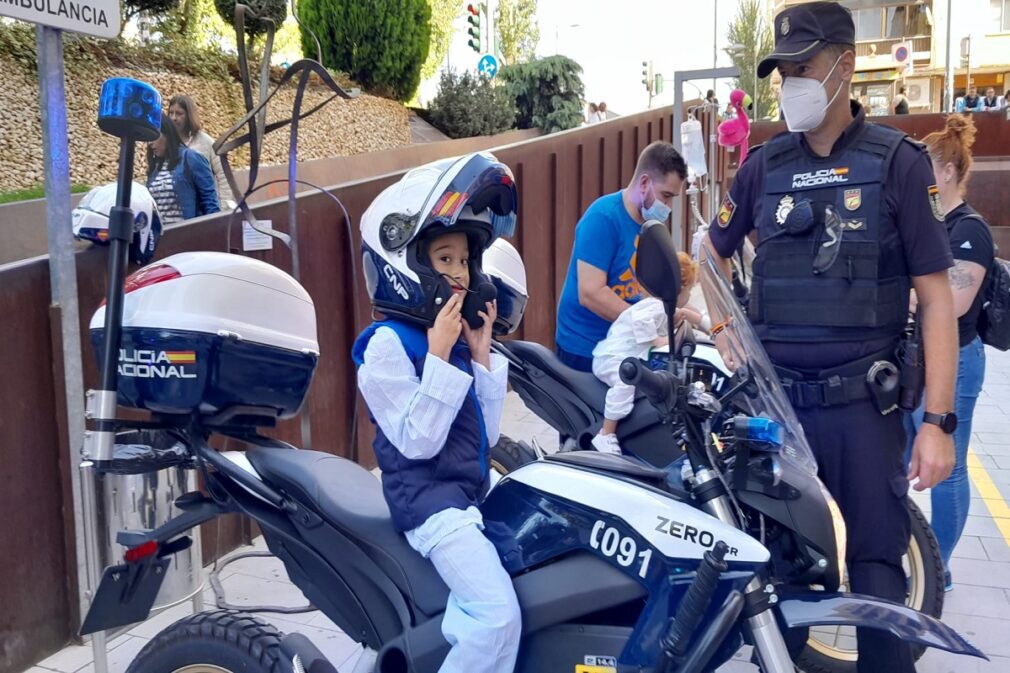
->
xmin=351 ymin=319 xmax=489 ymax=532
xmin=749 ymin=123 xmax=910 ymax=342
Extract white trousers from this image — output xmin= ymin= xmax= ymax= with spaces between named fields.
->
xmin=593 ymin=353 xmax=635 ymax=421
xmin=407 ymin=508 xmax=522 ymax=673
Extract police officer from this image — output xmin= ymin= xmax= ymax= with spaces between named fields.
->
xmin=702 ymin=3 xmax=957 ymax=671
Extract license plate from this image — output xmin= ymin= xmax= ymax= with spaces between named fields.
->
xmin=79 ymin=558 xmax=170 ymax=635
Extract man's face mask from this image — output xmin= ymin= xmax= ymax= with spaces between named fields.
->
xmin=780 ymin=52 xmax=847 ymax=133
xmin=641 ymin=178 xmax=672 ymax=223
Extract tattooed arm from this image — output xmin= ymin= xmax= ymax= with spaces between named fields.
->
xmin=948 ymin=260 xmax=987 ymax=318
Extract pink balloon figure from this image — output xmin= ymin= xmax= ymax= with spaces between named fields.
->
xmin=718 ymin=89 xmax=753 ymax=165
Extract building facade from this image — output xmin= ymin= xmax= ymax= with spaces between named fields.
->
xmin=774 ymin=0 xmax=1010 ymax=114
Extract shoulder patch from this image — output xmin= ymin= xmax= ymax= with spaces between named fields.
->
xmin=927 ymin=185 xmax=944 ymax=222
xmin=717 ymin=193 xmax=737 ymax=228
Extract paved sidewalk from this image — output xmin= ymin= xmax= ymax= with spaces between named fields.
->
xmin=24 ymin=348 xmax=1010 ymax=673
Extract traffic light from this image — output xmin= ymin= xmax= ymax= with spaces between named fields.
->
xmin=654 ymin=73 xmax=664 ymax=95
xmin=641 ymin=60 xmax=654 ymax=93
xmin=959 ymin=36 xmax=971 ymax=68
xmin=467 ymin=3 xmax=482 ymax=53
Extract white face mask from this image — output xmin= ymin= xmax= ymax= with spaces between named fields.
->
xmin=780 ymin=53 xmax=846 ymax=133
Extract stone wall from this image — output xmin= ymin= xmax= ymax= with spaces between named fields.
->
xmin=0 ymin=55 xmax=411 ymax=192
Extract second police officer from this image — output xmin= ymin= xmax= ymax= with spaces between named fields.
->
xmin=702 ymin=2 xmax=958 ymax=672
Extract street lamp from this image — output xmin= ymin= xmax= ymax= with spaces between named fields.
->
xmin=730 ymin=42 xmax=758 ymax=119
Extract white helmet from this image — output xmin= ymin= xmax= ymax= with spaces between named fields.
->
xmin=72 ymin=181 xmax=163 ymax=265
xmin=360 ymin=152 xmax=518 ymax=327
xmin=482 ymin=237 xmax=528 ymax=336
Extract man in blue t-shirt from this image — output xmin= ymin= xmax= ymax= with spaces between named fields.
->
xmin=555 ymin=141 xmax=687 ymax=371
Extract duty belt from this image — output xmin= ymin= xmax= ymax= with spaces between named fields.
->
xmin=775 ymin=347 xmax=898 ymax=409
xmin=776 ymin=373 xmax=872 ymax=408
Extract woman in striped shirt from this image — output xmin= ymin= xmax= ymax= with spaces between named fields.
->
xmin=146 ymin=113 xmax=220 ymax=225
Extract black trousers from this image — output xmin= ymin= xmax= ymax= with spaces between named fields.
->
xmin=795 ymin=398 xmax=915 ymax=673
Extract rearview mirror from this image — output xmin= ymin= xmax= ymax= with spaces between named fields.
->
xmin=636 ymin=220 xmax=682 ymax=313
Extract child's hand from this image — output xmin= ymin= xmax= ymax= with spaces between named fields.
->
xmin=428 ymin=294 xmax=462 ymax=361
xmin=462 ymin=299 xmax=496 ymax=369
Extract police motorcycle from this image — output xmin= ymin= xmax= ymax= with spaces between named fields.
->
xmin=483 ymin=239 xmax=946 ymax=673
xmin=77 ymin=80 xmax=982 ymax=673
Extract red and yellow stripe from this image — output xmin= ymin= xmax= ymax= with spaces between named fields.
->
xmin=432 ymin=191 xmax=469 ymax=218
xmin=165 ymin=351 xmax=196 ymax=364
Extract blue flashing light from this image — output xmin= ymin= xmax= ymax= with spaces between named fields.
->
xmin=745 ymin=418 xmax=784 ymax=446
xmin=98 ymin=78 xmax=162 ymax=142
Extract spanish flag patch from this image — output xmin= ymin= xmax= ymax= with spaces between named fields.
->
xmin=717 ymin=193 xmax=736 ymax=228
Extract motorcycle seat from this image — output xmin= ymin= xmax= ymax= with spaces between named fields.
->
xmin=506 ymin=340 xmax=609 ymax=411
xmin=245 ymin=447 xmax=449 ymax=617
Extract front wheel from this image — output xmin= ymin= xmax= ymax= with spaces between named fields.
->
xmin=490 ymin=435 xmax=539 ymax=475
xmin=126 ymin=610 xmax=284 ymax=673
xmin=794 ymin=498 xmax=944 ymax=673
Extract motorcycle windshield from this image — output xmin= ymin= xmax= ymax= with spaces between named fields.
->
xmin=699 ymin=255 xmax=819 ymax=477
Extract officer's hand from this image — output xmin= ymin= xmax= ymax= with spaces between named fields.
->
xmin=907 ymin=425 xmax=955 ymax=491
xmin=428 ymin=293 xmax=462 ymax=362
xmin=713 ymin=329 xmax=741 ymax=372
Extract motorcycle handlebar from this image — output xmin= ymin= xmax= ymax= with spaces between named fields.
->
xmin=619 ymin=357 xmax=676 ymax=408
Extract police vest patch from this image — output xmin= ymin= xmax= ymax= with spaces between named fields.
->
xmin=844 ymin=188 xmax=861 ymax=211
xmin=927 ymin=185 xmax=944 ymax=221
xmin=717 ymin=193 xmax=736 ymax=228
xmin=775 ymin=195 xmax=794 ymax=225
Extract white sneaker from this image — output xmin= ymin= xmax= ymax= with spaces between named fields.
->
xmin=591 ymin=433 xmax=623 ymax=455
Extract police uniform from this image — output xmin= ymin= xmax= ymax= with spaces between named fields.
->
xmin=708 ymin=3 xmax=953 ymax=671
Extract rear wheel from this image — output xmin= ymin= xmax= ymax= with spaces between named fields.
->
xmin=794 ymin=498 xmax=944 ymax=673
xmin=125 ymin=610 xmax=284 ymax=673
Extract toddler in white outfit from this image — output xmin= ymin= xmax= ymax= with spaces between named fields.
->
xmin=590 ymin=252 xmax=700 ymax=454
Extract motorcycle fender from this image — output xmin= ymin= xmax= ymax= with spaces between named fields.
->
xmin=776 ymin=590 xmax=987 ymax=660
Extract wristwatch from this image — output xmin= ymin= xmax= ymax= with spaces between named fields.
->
xmin=922 ymin=411 xmax=958 ymax=434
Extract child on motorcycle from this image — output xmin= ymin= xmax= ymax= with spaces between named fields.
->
xmin=351 ymin=153 xmax=522 ymax=673
xmin=591 ymin=252 xmax=699 ymax=454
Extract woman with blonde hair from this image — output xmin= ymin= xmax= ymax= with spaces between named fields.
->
xmin=167 ymin=95 xmax=237 ymax=207
xmin=905 ymin=114 xmax=995 ymax=591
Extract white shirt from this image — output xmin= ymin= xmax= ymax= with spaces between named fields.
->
xmin=592 ymin=297 xmax=668 ymax=362
xmin=356 ymin=326 xmax=508 ymax=461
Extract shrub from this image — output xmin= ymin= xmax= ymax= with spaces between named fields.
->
xmin=427 ymin=70 xmax=516 ymax=139
xmin=297 ymin=0 xmax=431 ymax=102
xmin=214 ymin=0 xmax=288 ymax=39
xmin=499 ymin=55 xmax=585 ymax=134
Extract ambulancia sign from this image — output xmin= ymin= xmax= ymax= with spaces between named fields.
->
xmin=0 ymin=0 xmax=120 ymax=39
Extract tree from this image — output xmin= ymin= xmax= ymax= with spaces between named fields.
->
xmin=215 ymin=0 xmax=288 ymax=40
xmin=298 ymin=0 xmax=432 ymax=102
xmin=123 ymin=0 xmax=180 ymax=22
xmin=724 ymin=0 xmax=776 ymax=121
xmin=428 ymin=70 xmax=516 ymax=138
xmin=420 ymin=0 xmax=463 ymax=81
xmin=122 ymin=0 xmax=181 ymax=38
xmin=499 ymin=55 xmax=584 ymax=134
xmin=496 ymin=0 xmax=539 ymax=65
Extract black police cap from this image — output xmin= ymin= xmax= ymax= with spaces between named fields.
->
xmin=757 ymin=1 xmax=855 ymax=79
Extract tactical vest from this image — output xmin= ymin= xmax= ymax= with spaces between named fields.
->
xmin=749 ymin=123 xmax=910 ymax=343
xmin=351 ymin=319 xmax=489 ymax=532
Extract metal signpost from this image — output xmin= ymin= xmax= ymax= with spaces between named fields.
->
xmin=671 ymin=66 xmax=740 ymax=249
xmin=0 ymin=3 xmax=121 ymax=672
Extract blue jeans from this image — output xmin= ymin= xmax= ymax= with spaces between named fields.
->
xmin=903 ymin=336 xmax=986 ymax=568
